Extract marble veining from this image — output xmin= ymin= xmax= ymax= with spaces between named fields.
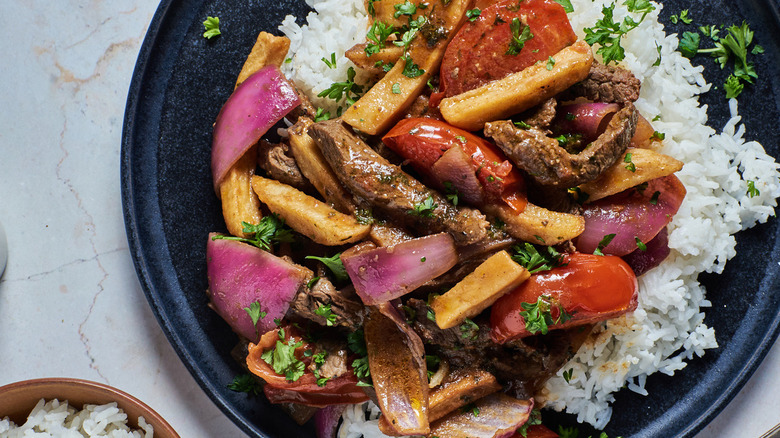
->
xmin=0 ymin=1 xmax=778 ymax=437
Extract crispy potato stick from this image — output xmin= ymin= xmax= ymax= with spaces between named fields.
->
xmin=343 ymin=0 xmax=471 ymax=135
xmin=440 ymin=40 xmax=594 ymax=131
xmin=345 ymin=43 xmax=404 ymax=74
xmin=235 ymin=32 xmax=291 ymax=88
xmin=219 ymin=146 xmax=262 ymax=238
xmin=428 ymin=368 xmax=501 ymax=422
xmin=484 ymin=202 xmax=585 ymax=245
xmin=287 ymin=117 xmax=356 ymax=214
xmin=579 ymin=147 xmax=684 ymax=202
xmin=431 ymin=251 xmax=530 ymax=330
xmin=251 ymin=175 xmax=371 ymax=246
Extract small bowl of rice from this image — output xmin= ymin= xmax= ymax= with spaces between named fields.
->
xmin=0 ymin=378 xmax=179 ymax=438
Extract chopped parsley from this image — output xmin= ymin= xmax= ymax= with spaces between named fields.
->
xmin=306 ymin=253 xmax=349 ymax=283
xmin=519 ymin=295 xmax=573 ymax=335
xmin=394 ymin=0 xmax=418 ymax=18
xmin=244 ymin=301 xmax=266 ymax=328
xmin=321 ymin=52 xmax=338 ymax=69
xmin=506 ymin=18 xmax=534 ymax=55
xmin=516 ymin=409 xmax=543 ymax=437
xmin=307 ymin=276 xmax=321 ymax=289
xmin=365 ymin=21 xmax=398 ymax=56
xmin=546 ymin=56 xmax=556 ymax=70
xmin=583 ymin=0 xmax=656 ymax=65
xmin=635 ymin=237 xmax=647 ymax=251
xmin=514 ymin=120 xmax=532 ymax=129
xmin=553 ymin=0 xmax=574 ymax=13
xmin=443 ymin=181 xmax=459 ymax=206
xmin=401 ymin=55 xmax=425 ymax=78
xmin=409 ymin=196 xmax=437 ymax=217
xmin=392 ymin=82 xmax=402 ymax=94
xmin=202 ymin=16 xmax=221 ymax=39
xmin=347 ymin=330 xmax=372 ymax=386
xmin=594 ymin=233 xmax=616 ymax=256
xmin=650 ymin=190 xmax=661 ymax=205
xmin=318 ymin=66 xmax=364 ymax=106
xmin=467 ymin=8 xmax=482 ymax=21
xmin=511 ymin=243 xmax=566 ymax=274
xmin=725 ymin=74 xmax=744 ymax=98
xmin=670 ymin=9 xmax=692 ymax=25
xmin=563 ymin=368 xmax=574 ymax=383
xmin=747 ymin=180 xmax=760 ymax=198
xmin=261 ymin=335 xmax=306 ymax=382
xmin=651 ymin=131 xmax=666 ymax=141
xmin=460 ymin=318 xmax=479 ymax=340
xmin=624 ymin=152 xmax=636 ymax=172
xmin=227 ymin=374 xmax=262 ymax=395
xmin=314 ymin=107 xmax=331 ymax=122
xmin=425 ymin=355 xmax=441 ymax=380
xmin=211 ymin=215 xmax=294 ymax=251
xmin=315 ymin=304 xmax=337 ymax=326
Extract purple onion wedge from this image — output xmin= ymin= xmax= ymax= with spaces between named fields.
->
xmin=428 ymin=393 xmax=533 ymax=438
xmin=342 ymin=233 xmax=458 ymax=305
xmin=206 ymin=233 xmax=309 ymax=342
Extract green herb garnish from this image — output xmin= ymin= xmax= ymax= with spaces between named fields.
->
xmin=306 ymin=253 xmax=348 ymax=283
xmin=506 ymin=17 xmax=534 ymax=55
xmin=594 ymin=233 xmax=616 ymax=256
xmin=203 ymin=16 xmax=221 ymax=39
xmin=519 ymin=295 xmax=573 ymax=335
xmin=583 ymin=0 xmax=655 ymax=65
xmin=512 ymin=243 xmax=566 ymax=274
xmin=315 ymin=304 xmax=337 ymax=326
xmin=409 ymin=195 xmax=437 ymax=217
xmin=227 ymin=374 xmax=262 ymax=395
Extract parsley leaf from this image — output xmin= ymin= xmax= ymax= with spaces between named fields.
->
xmin=244 ymin=301 xmax=266 ymax=328
xmin=594 ymin=233 xmax=616 ymax=256
xmin=679 ymin=31 xmax=701 ymax=58
xmin=553 ymin=0 xmax=574 ymax=13
xmin=227 ymin=374 xmax=262 ymax=395
xmin=306 ymin=253 xmax=349 ymax=283
xmin=263 ymin=338 xmax=306 ymax=382
xmin=321 ymin=52 xmax=337 ymax=69
xmin=211 ymin=215 xmax=294 ymax=251
xmin=724 ymin=74 xmax=744 ymax=98
xmin=394 ymin=0 xmax=417 ymax=18
xmin=624 ymin=152 xmax=636 ymax=172
xmin=409 ymin=195 xmax=437 ymax=217
xmin=314 ymin=107 xmax=331 ymax=122
xmin=519 ymin=295 xmax=573 ymax=335
xmin=747 ymin=180 xmax=760 ymax=198
xmin=460 ymin=318 xmax=479 ymax=340
xmin=583 ymin=1 xmax=655 ymax=65
xmin=563 ymin=368 xmax=574 ymax=383
xmin=506 ymin=18 xmax=534 ymax=55
xmin=511 ymin=243 xmax=566 ymax=274
xmin=365 ymin=21 xmax=398 ymax=56
xmin=546 ymin=56 xmax=556 ymax=70
xmin=679 ymin=9 xmax=692 ymax=24
xmin=203 ymin=16 xmax=221 ymax=39
xmin=315 ymin=304 xmax=337 ymax=326
xmin=401 ymin=55 xmax=425 ymax=78
xmin=635 ymin=237 xmax=647 ymax=251
xmin=516 ymin=409 xmax=543 ymax=437
xmin=318 ymin=66 xmax=364 ymax=106
xmin=467 ymin=8 xmax=481 ymax=21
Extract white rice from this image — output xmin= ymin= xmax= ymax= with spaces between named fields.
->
xmin=0 ymin=399 xmax=154 ymax=438
xmin=277 ymin=0 xmax=780 ymax=432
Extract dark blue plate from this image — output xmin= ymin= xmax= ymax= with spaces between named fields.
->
xmin=121 ymin=0 xmax=780 ymax=436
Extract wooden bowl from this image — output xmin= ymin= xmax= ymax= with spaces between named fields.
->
xmin=0 ymin=378 xmax=179 ymax=437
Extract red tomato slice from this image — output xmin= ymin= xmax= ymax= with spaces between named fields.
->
xmin=383 ymin=118 xmax=527 ymax=212
xmin=490 ymin=253 xmax=638 ymax=343
xmin=246 ymin=327 xmax=369 ymax=406
xmin=437 ymin=0 xmax=577 ymax=99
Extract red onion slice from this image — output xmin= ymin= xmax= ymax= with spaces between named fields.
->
xmin=622 ymin=227 xmax=670 ymax=276
xmin=314 ymin=405 xmax=346 ymax=438
xmin=576 ymin=175 xmax=686 ymax=256
xmin=211 ymin=65 xmax=300 ymax=192
xmin=554 ymin=103 xmax=620 ymax=143
xmin=431 ymin=145 xmax=486 ymax=205
xmin=342 ymin=233 xmax=458 ymax=305
xmin=206 ymin=234 xmax=309 ymax=341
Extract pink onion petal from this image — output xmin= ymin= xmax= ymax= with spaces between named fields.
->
xmin=206 ymin=233 xmax=309 ymax=342
xmin=431 ymin=145 xmax=485 ymax=205
xmin=622 ymin=227 xmax=670 ymax=276
xmin=314 ymin=405 xmax=346 ymax=438
xmin=428 ymin=393 xmax=533 ymax=438
xmin=211 ymin=65 xmax=300 ymax=192
xmin=342 ymin=233 xmax=458 ymax=305
xmin=555 ymin=103 xmax=620 ymax=143
xmin=576 ymin=175 xmax=686 ymax=256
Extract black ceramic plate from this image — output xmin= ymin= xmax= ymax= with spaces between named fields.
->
xmin=121 ymin=0 xmax=780 ymax=436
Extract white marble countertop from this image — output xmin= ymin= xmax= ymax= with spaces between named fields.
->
xmin=0 ymin=1 xmax=778 ymax=437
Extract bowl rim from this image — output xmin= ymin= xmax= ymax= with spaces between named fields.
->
xmin=0 ymin=377 xmax=180 ymax=437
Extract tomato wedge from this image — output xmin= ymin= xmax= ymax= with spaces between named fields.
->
xmin=437 ymin=0 xmax=576 ymax=99
xmin=246 ymin=327 xmax=369 ymax=407
xmin=383 ymin=118 xmax=527 ymax=212
xmin=490 ymin=253 xmax=638 ymax=343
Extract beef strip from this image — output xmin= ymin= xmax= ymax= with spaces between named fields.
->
xmin=257 ymin=140 xmax=312 ymax=191
xmin=485 ymin=102 xmax=638 ymax=187
xmin=519 ymin=98 xmax=557 ymax=130
xmin=407 ymin=299 xmax=588 ymax=399
xmin=308 ymin=119 xmax=490 ymax=245
xmin=288 ymin=277 xmax=365 ymax=331
xmin=560 ymin=62 xmax=641 ymax=103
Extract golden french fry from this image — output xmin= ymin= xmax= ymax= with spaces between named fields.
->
xmin=343 ymin=0 xmax=471 ymax=135
xmin=439 ymin=40 xmax=594 ymax=131
xmin=219 ymin=146 xmax=263 ymax=238
xmin=251 ymin=175 xmax=371 ymax=246
xmin=431 ymin=251 xmax=530 ymax=330
xmin=484 ymin=202 xmax=585 ymax=245
xmin=579 ymin=148 xmax=684 ymax=202
xmin=235 ymin=32 xmax=291 ymax=88
xmin=287 ymin=117 xmax=356 ymax=214
xmin=345 ymin=43 xmax=404 ymax=73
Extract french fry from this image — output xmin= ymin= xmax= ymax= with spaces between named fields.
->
xmin=439 ymin=40 xmax=594 ymax=131
xmin=235 ymin=32 xmax=291 ymax=88
xmin=431 ymin=251 xmax=530 ymax=330
xmin=345 ymin=43 xmax=404 ymax=74
xmin=578 ymin=148 xmax=684 ymax=202
xmin=287 ymin=117 xmax=356 ymax=214
xmin=428 ymin=368 xmax=501 ymax=422
xmin=251 ymin=176 xmax=371 ymax=246
xmin=219 ymin=146 xmax=262 ymax=238
xmin=484 ymin=202 xmax=585 ymax=245
xmin=343 ymin=0 xmax=471 ymax=135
